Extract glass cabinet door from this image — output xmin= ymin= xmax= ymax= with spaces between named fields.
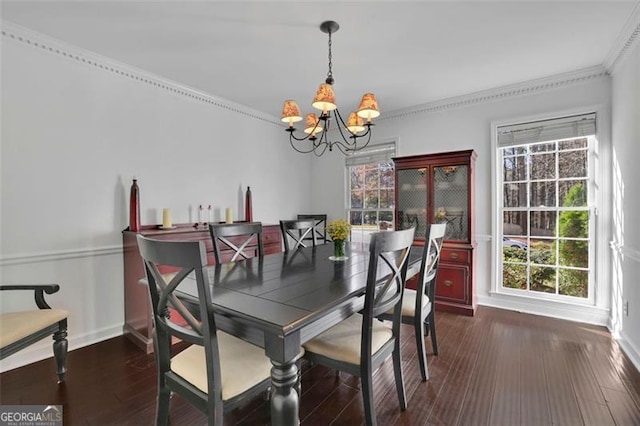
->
xmin=433 ymin=165 xmax=469 ymax=241
xmin=396 ymin=168 xmax=428 ymax=237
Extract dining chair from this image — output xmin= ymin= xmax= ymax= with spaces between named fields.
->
xmin=302 ymin=227 xmax=416 ymax=426
xmin=0 ymin=284 xmax=69 ymax=382
xmin=378 ymin=223 xmax=446 ymax=381
xmin=297 ymin=214 xmax=328 ymax=243
xmin=208 ymin=222 xmax=264 ymax=264
xmin=279 ymin=219 xmax=317 ymax=252
xmin=137 ymin=235 xmax=273 ymax=426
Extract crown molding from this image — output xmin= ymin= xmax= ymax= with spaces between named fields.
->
xmin=382 ymin=65 xmax=609 ymax=121
xmin=604 ymin=1 xmax=640 ymax=73
xmin=1 ymin=21 xmax=280 ymax=126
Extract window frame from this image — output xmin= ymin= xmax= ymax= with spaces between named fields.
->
xmin=498 ymin=137 xmax=596 ymax=303
xmin=345 ymin=141 xmax=397 ymax=240
xmin=491 ymin=109 xmax=605 ymax=307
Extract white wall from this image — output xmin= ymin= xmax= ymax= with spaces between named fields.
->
xmin=611 ymin=38 xmax=640 ymax=369
xmin=311 ymin=69 xmax=613 ymax=325
xmin=0 ymin=25 xmax=311 ymax=371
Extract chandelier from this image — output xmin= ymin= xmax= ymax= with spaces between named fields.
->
xmin=281 ymin=20 xmax=380 ymax=156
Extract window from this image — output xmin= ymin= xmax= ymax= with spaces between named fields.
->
xmin=496 ymin=113 xmax=596 ymax=301
xmin=346 ymin=142 xmax=396 ymax=243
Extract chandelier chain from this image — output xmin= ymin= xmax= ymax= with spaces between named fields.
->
xmin=327 ymin=31 xmax=333 ymax=82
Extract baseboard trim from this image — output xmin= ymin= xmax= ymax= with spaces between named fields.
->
xmin=478 ymin=292 xmax=610 ymax=326
xmin=0 ymin=324 xmax=123 ymax=373
xmin=617 ymin=330 xmax=640 ymax=374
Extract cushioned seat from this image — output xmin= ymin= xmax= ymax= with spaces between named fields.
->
xmin=397 ymin=289 xmax=428 ymax=318
xmin=171 ymin=331 xmax=272 ymax=401
xmin=0 ymin=309 xmax=68 ymax=348
xmin=303 ymin=314 xmax=392 ymax=365
xmin=0 ymin=284 xmax=69 ymax=383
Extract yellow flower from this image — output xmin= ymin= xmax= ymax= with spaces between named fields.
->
xmin=327 ymin=219 xmax=351 ymax=241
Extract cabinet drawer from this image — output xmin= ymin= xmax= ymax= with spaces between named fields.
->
xmin=436 ymin=265 xmax=468 ymax=303
xmin=441 ymin=248 xmax=469 ymax=263
xmin=151 ymin=231 xmax=213 ymax=251
xmin=263 ymin=226 xmax=282 ymax=246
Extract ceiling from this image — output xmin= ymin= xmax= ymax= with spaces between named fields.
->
xmin=1 ymin=1 xmax=638 ymax=119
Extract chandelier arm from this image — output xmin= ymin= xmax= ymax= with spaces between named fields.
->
xmin=330 ymin=140 xmax=355 ymax=156
xmin=313 ymin=142 xmax=329 ymax=157
xmin=289 ymin=129 xmax=314 ymax=142
xmin=346 ymin=126 xmax=374 ymax=153
xmin=289 ymin=133 xmax=321 ymax=154
xmin=332 ymin=110 xmax=359 ymax=148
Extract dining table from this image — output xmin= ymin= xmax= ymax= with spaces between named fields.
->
xmin=175 ymin=241 xmax=423 ymax=426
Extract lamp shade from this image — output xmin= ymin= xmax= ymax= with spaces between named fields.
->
xmin=304 ymin=113 xmax=323 ymax=134
xmin=346 ymin=112 xmax=365 ymax=134
xmin=281 ymin=100 xmax=303 ymax=124
xmin=356 ymin=93 xmax=380 ymax=121
xmin=312 ymin=83 xmax=337 ymax=112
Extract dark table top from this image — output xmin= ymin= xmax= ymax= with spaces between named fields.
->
xmin=176 ymin=242 xmax=423 ymax=339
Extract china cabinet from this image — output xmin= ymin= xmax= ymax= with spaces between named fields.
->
xmin=394 ymin=150 xmax=477 ymax=315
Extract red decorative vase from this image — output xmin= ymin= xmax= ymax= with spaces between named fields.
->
xmin=129 ymin=179 xmax=140 ymax=232
xmin=245 ymin=186 xmax=253 ymax=222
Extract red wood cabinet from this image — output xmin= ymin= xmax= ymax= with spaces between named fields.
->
xmin=122 ymin=223 xmax=282 ymax=353
xmin=394 ymin=150 xmax=477 ymax=316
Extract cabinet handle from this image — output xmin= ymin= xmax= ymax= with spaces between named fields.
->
xmin=449 ymin=252 xmax=459 ymax=259
xmin=444 ymin=280 xmax=454 ymax=287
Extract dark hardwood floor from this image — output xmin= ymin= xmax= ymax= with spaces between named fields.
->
xmin=2 ymin=306 xmax=640 ymax=425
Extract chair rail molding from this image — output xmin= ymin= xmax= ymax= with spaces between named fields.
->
xmin=1 ymin=21 xmax=280 ymax=126
xmin=0 ymin=245 xmax=123 ymax=266
xmin=610 ymin=240 xmax=640 ymax=263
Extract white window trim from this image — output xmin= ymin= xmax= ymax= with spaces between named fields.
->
xmin=489 ymin=105 xmax=612 ymax=325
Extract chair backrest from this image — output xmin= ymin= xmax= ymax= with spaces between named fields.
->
xmin=416 ymin=223 xmax=446 ymax=308
xmin=280 ymin=219 xmax=317 ymax=252
xmin=361 ymin=228 xmax=415 ymax=358
xmin=297 ymin=214 xmax=328 ymax=243
xmin=209 ymin=222 xmax=264 ymax=263
xmin=136 ymin=235 xmax=224 ymax=403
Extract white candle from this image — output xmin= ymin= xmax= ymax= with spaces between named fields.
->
xmin=162 ymin=208 xmax=172 ymax=228
xmin=225 ymin=208 xmax=233 ymax=224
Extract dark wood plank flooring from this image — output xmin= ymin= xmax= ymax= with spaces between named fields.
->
xmin=2 ymin=306 xmax=640 ymax=425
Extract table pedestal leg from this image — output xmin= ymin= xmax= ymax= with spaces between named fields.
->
xmin=270 ymin=360 xmax=299 ymax=426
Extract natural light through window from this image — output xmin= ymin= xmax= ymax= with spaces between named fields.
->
xmin=346 ymin=143 xmax=395 ymax=243
xmin=497 ymin=114 xmax=596 ymax=302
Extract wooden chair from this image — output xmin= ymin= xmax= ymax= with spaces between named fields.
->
xmin=378 ymin=223 xmax=445 ymax=381
xmin=302 ymin=227 xmax=415 ymax=426
xmin=0 ymin=284 xmax=69 ymax=382
xmin=297 ymin=214 xmax=328 ymax=243
xmin=208 ymin=222 xmax=264 ymax=263
xmin=137 ymin=235 xmax=273 ymax=425
xmin=279 ymin=219 xmax=316 ymax=252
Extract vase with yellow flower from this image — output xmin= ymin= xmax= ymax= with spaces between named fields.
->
xmin=327 ymin=219 xmax=351 ymax=261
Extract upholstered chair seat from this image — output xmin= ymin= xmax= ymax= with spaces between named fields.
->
xmin=303 ymin=314 xmax=392 ymax=365
xmin=171 ymin=331 xmax=273 ymax=401
xmin=0 ymin=309 xmax=68 ymax=348
xmin=0 ymin=284 xmax=69 ymax=382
